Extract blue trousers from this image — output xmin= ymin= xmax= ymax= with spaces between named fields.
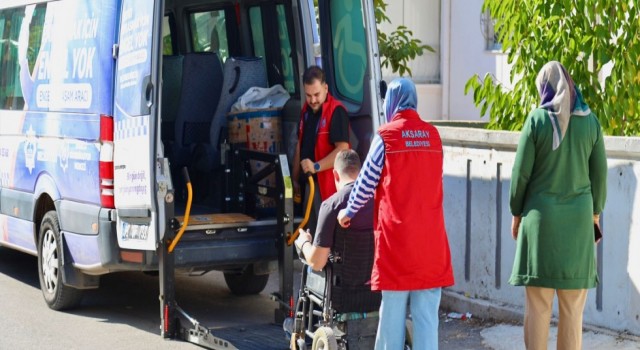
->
xmin=375 ymin=288 xmax=442 ymax=350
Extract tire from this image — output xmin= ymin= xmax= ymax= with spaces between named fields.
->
xmin=37 ymin=211 xmax=83 ymax=310
xmin=312 ymin=327 xmax=337 ymax=350
xmin=223 ymin=266 xmax=269 ymax=295
xmin=404 ymin=318 xmax=413 ymax=350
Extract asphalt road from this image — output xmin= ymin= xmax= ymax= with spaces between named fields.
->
xmin=0 ymin=246 xmax=491 ymax=350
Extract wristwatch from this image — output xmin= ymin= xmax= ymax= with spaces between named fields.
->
xmin=313 ymin=162 xmax=320 ymax=172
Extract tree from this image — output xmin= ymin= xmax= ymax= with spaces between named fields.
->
xmin=374 ymin=0 xmax=434 ymax=77
xmin=465 ymin=1 xmax=640 ymax=136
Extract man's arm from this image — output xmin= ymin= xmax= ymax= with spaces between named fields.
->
xmin=300 ymin=106 xmax=350 ymax=174
xmin=295 ymin=195 xmax=339 ymax=271
xmin=302 ymin=142 xmax=349 ymax=174
xmin=295 ymin=229 xmax=330 ymax=271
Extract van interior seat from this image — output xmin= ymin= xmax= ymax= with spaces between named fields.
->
xmin=184 ymin=57 xmax=268 ymax=210
xmin=160 ymin=55 xmax=184 ymax=150
xmin=171 ymin=52 xmax=224 ymax=169
xmin=209 ymin=56 xmax=269 ymax=153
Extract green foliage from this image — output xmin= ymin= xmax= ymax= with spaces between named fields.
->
xmin=162 ymin=35 xmax=173 ymax=55
xmin=465 ymin=1 xmax=640 ymax=136
xmin=373 ymin=0 xmax=434 ymax=76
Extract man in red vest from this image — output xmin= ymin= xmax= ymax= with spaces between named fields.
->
xmin=338 ymin=78 xmax=454 ymax=350
xmin=293 ymin=66 xmax=350 ymax=229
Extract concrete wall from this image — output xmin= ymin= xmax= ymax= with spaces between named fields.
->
xmin=442 ymin=0 xmax=513 ymax=121
xmin=437 ymin=125 xmax=640 ymax=335
xmin=380 ymin=0 xmax=440 ymax=83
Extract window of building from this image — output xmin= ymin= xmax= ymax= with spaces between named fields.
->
xmin=481 ymin=10 xmax=501 ymax=51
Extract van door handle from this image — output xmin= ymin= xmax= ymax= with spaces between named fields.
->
xmin=145 ymin=80 xmax=154 ymax=108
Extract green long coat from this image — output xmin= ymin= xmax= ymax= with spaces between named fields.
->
xmin=509 ymin=108 xmax=607 ymax=289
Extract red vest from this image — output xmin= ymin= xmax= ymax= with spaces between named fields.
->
xmin=299 ymin=93 xmax=347 ymax=200
xmin=372 ymin=109 xmax=454 ymax=290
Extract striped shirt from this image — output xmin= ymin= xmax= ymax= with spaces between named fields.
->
xmin=344 ymin=133 xmax=385 ymax=218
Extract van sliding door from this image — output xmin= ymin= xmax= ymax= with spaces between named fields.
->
xmin=112 ymin=0 xmax=162 ymax=251
xmin=316 ymin=0 xmax=383 ymax=154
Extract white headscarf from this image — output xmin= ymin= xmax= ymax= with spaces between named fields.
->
xmin=536 ymin=61 xmax=591 ymax=150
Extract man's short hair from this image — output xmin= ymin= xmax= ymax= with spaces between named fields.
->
xmin=334 ymin=149 xmax=361 ymax=177
xmin=303 ymin=65 xmax=326 ymax=85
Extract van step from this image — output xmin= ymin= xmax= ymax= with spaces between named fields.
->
xmin=177 ymin=213 xmax=255 ymax=226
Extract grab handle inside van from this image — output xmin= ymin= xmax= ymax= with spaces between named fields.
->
xmin=168 ymin=167 xmax=192 ymax=253
xmin=286 ymin=173 xmax=314 ymax=246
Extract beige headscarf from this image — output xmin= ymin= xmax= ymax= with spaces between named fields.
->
xmin=536 ymin=61 xmax=591 ymax=150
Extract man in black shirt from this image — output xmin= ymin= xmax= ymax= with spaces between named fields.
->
xmin=295 ymin=150 xmax=373 ymax=271
xmin=293 ymin=66 xmax=350 ymax=230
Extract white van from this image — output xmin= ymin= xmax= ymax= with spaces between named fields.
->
xmin=0 ymin=0 xmax=384 ymax=322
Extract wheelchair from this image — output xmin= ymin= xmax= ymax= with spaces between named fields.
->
xmin=289 ymin=227 xmax=413 ymax=350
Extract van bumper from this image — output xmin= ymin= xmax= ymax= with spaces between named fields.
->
xmin=98 ymin=221 xmax=279 ymax=273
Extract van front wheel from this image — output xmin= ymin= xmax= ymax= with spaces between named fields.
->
xmin=37 ymin=211 xmax=84 ymax=310
xmin=223 ymin=266 xmax=269 ymax=295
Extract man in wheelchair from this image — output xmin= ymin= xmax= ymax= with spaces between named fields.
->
xmin=289 ymin=150 xmax=385 ymax=350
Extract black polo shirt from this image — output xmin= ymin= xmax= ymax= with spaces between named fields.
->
xmin=299 ymin=105 xmax=349 ymax=163
xmin=314 ymin=182 xmax=374 ymax=249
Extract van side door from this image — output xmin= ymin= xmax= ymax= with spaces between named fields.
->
xmin=316 ymin=0 xmax=384 ymax=157
xmin=112 ymin=0 xmax=163 ymax=251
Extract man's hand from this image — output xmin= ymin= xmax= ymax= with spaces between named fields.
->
xmin=511 ymin=216 xmax=522 ymax=240
xmin=300 ymin=158 xmax=316 ymax=174
xmin=295 ymin=228 xmax=312 ymax=250
xmin=337 ymin=209 xmax=351 ymax=228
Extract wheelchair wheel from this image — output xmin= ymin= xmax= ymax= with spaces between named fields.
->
xmin=404 ymin=318 xmax=413 ymax=350
xmin=311 ymin=326 xmax=338 ymax=350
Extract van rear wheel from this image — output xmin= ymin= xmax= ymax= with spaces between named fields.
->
xmin=37 ymin=211 xmax=84 ymax=310
xmin=223 ymin=266 xmax=269 ymax=295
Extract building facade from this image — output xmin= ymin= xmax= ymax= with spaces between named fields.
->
xmin=382 ymin=0 xmax=512 ymax=121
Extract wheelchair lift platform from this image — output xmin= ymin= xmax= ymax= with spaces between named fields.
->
xmin=157 ymin=150 xmax=295 ymax=349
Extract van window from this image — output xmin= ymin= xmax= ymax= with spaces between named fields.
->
xmin=0 ymin=5 xmax=46 ymax=111
xmin=162 ymin=15 xmax=175 ymax=55
xmin=248 ymin=7 xmax=265 ymax=63
xmin=190 ymin=10 xmax=228 ymax=61
xmin=0 ymin=8 xmax=24 ymax=110
xmin=248 ymin=4 xmax=296 ymax=94
xmin=276 ymin=5 xmax=295 ymax=94
xmin=329 ymin=0 xmax=366 ymax=104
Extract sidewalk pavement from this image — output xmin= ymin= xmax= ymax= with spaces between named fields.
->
xmin=440 ymin=312 xmax=640 ymax=349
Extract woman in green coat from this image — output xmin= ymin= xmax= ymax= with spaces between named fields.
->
xmin=509 ymin=61 xmax=607 ymax=350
